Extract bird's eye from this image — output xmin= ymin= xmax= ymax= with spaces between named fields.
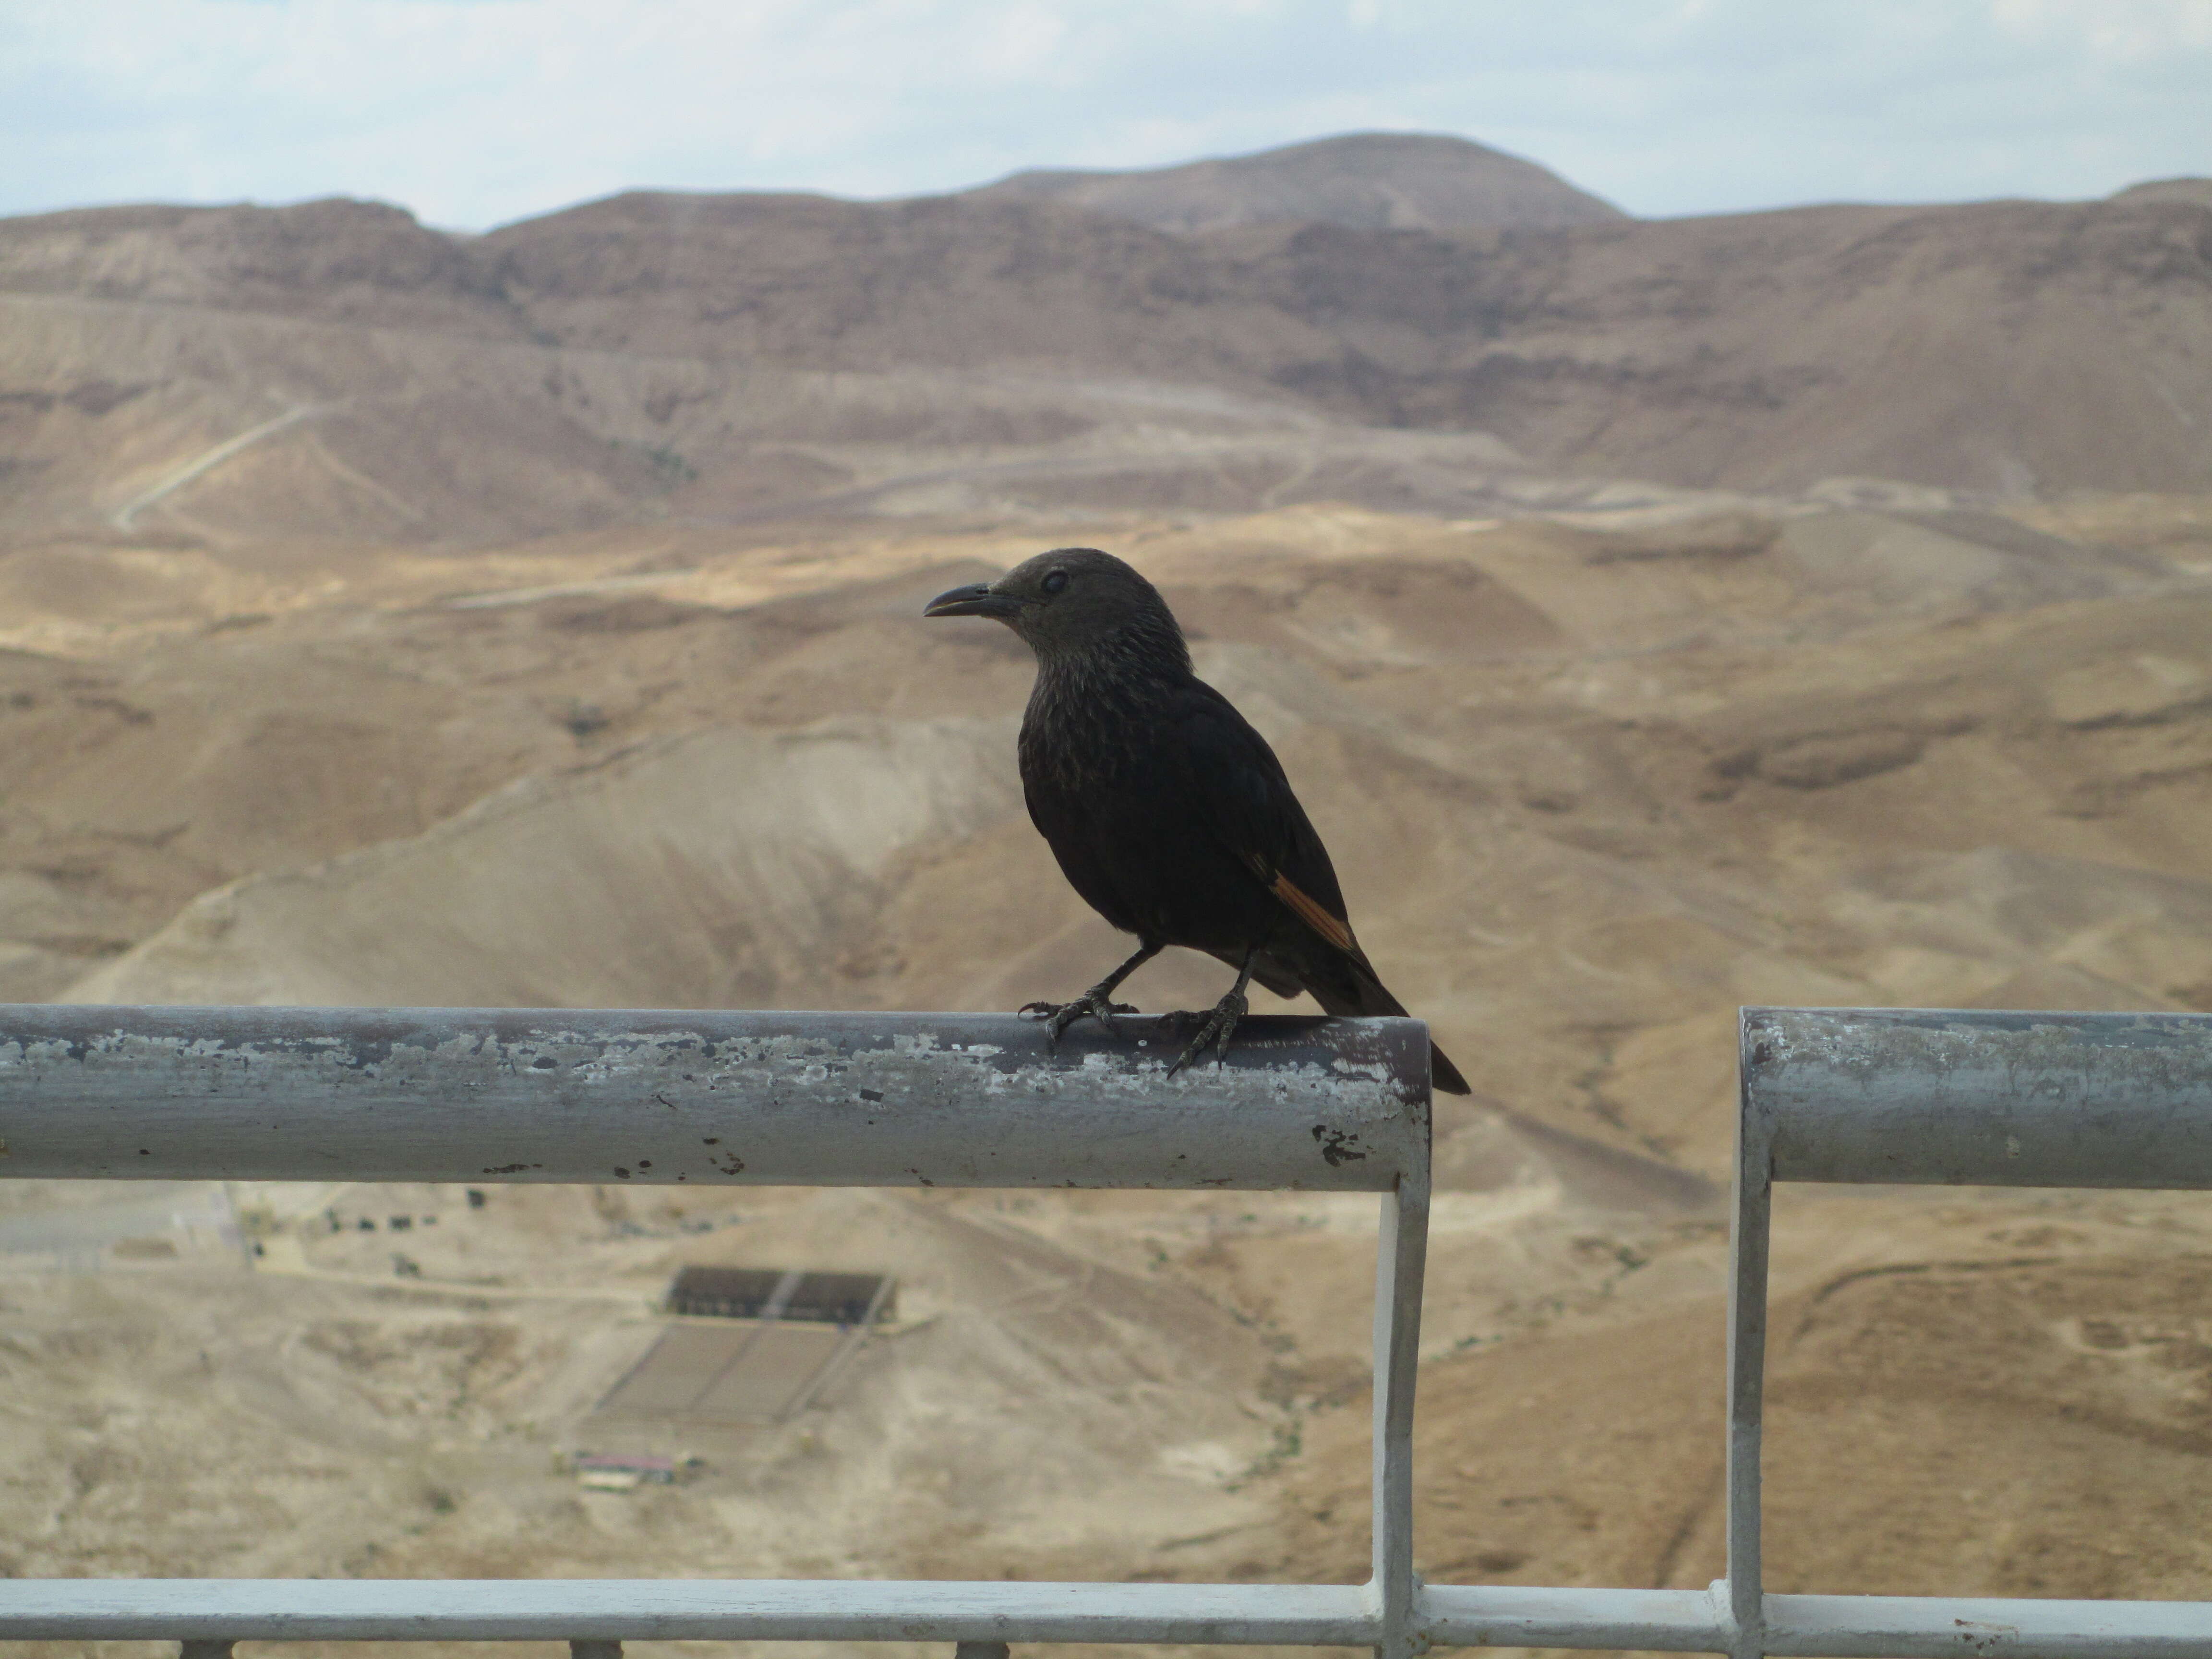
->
xmin=1041 ymin=569 xmax=1069 ymax=596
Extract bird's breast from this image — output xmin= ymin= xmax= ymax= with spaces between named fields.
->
xmin=1018 ymin=667 xmax=1171 ymax=793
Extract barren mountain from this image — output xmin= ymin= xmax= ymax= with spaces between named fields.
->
xmin=961 ymin=131 xmax=1627 ymax=233
xmin=2 ymin=142 xmax=2207 ymax=553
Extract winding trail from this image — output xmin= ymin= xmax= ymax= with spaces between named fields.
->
xmin=110 ymin=401 xmax=337 ymax=530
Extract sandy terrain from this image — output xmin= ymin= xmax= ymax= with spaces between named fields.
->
xmin=4 ymin=139 xmax=2212 ymax=1659
xmin=1 ymin=480 xmax=2210 ymax=1659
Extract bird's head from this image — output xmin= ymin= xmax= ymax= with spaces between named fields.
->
xmin=924 ymin=547 xmax=1187 ymax=668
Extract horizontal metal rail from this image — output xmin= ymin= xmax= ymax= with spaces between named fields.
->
xmin=4 ymin=1006 xmax=2209 ymax=1656
xmin=0 ymin=1580 xmax=1384 ymax=1647
xmin=0 ymin=1006 xmax=1425 ymax=1190
xmin=7 ymin=1578 xmax=2212 ymax=1656
xmin=1741 ymin=1007 xmax=2212 ymax=1188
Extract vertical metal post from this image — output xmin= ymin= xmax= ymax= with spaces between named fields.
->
xmin=1724 ymin=1017 xmax=1775 ymax=1659
xmin=954 ymin=1642 xmax=1010 ymax=1659
xmin=570 ymin=1641 xmax=622 ymax=1659
xmin=179 ymin=1644 xmax=233 ymax=1659
xmin=1370 ymin=1170 xmax=1431 ymax=1659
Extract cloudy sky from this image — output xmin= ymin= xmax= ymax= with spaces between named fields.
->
xmin=4 ymin=0 xmax=2207 ymax=230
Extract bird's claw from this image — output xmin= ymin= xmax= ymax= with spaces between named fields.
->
xmin=1164 ymin=990 xmax=1249 ymax=1078
xmin=1019 ymin=993 xmax=1140 ymax=1044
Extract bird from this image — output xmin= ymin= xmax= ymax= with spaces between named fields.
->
xmin=924 ymin=546 xmax=1469 ymax=1094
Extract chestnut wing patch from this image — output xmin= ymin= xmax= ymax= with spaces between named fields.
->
xmin=1169 ymin=677 xmax=1361 ymax=960
xmin=1270 ymin=870 xmax=1356 ymax=954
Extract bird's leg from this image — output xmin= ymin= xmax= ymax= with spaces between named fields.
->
xmin=1166 ymin=948 xmax=1257 ymax=1078
xmin=1019 ymin=940 xmax=1161 ymax=1044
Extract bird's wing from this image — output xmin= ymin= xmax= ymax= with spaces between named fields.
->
xmin=1167 ymin=680 xmax=1372 ymax=967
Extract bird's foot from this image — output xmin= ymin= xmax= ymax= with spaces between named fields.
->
xmin=1019 ymin=991 xmax=1140 ymax=1044
xmin=1164 ymin=988 xmax=1249 ymax=1078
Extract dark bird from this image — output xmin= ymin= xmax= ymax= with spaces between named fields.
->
xmin=925 ymin=547 xmax=1470 ymax=1094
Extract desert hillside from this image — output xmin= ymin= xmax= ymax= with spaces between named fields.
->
xmin=1 ymin=135 xmax=2207 ymax=560
xmin=4 ymin=132 xmax=2212 ymax=1659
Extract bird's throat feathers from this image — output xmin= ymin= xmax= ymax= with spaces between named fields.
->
xmin=1029 ymin=607 xmax=1191 ymax=700
xmin=1021 ymin=611 xmax=1192 ymax=786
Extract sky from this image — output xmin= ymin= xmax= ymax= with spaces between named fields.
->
xmin=3 ymin=0 xmax=2208 ymax=231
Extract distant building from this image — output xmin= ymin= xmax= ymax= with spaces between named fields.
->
xmin=665 ymin=1266 xmax=892 ymax=1326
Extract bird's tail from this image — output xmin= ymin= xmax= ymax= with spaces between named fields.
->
xmin=1305 ymin=972 xmax=1471 ymax=1096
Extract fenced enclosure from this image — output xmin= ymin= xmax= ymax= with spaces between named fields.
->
xmin=0 ymin=1004 xmax=2209 ymax=1658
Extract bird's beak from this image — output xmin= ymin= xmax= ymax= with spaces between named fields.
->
xmin=923 ymin=582 xmax=1024 ymax=619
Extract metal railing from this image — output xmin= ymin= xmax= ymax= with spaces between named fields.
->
xmin=0 ymin=1003 xmax=2209 ymax=1658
